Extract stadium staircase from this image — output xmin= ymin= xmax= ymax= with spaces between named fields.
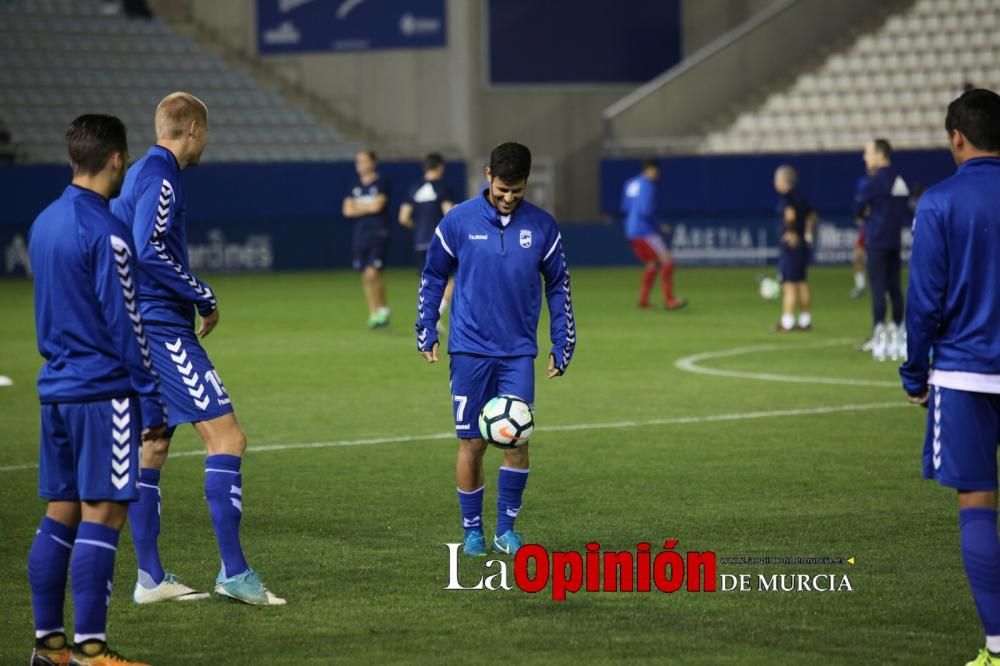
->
xmin=0 ymin=0 xmax=354 ymax=163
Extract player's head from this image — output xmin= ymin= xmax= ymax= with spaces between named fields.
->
xmin=486 ymin=142 xmax=531 ymax=215
xmin=641 ymin=158 xmax=660 ymax=181
xmin=945 ymin=88 xmax=1000 ymax=164
xmin=356 ymin=149 xmax=377 ymax=177
xmin=773 ymin=164 xmax=797 ymax=194
xmin=424 ymin=152 xmax=445 ymax=178
xmin=863 ymin=138 xmax=892 ymax=171
xmin=66 ymin=114 xmax=129 ymax=198
xmin=155 ymin=92 xmax=209 ymax=168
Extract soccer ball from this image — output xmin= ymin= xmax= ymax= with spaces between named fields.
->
xmin=758 ymin=276 xmax=780 ymax=300
xmin=478 ymin=395 xmax=534 ymax=449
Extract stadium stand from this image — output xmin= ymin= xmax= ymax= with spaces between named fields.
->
xmin=0 ymin=0 xmax=353 ymax=163
xmin=701 ymin=0 xmax=1000 ymax=153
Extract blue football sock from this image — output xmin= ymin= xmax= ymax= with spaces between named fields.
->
xmin=70 ymin=522 xmax=119 ymax=642
xmin=129 ymin=467 xmax=164 ymax=587
xmin=496 ymin=467 xmax=529 ymax=537
xmin=28 ymin=516 xmax=76 ymax=638
xmin=457 ymin=485 xmax=484 ymax=534
xmin=205 ymin=454 xmax=248 ymax=579
xmin=960 ymin=508 xmax=1000 ymax=636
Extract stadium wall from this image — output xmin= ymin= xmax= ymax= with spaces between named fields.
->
xmin=167 ymin=0 xmax=769 ymax=222
xmin=1 ymin=149 xmax=958 ymax=276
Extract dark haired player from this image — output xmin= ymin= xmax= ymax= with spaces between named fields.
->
xmin=345 ymin=149 xmax=392 ymax=328
xmin=416 ymin=142 xmax=576 ymax=557
xmin=902 ymin=88 xmax=1000 ymax=666
xmin=28 ymin=114 xmax=164 ymax=666
xmin=400 ymin=152 xmax=455 ymax=320
xmin=621 ymin=159 xmax=685 ymax=310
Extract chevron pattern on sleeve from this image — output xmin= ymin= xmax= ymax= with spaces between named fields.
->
xmin=150 ymin=179 xmax=218 ymax=311
xmin=556 ymin=241 xmax=576 ymax=370
xmin=110 ymin=235 xmax=156 ymax=373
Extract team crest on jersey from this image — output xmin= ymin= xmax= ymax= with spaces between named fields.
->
xmin=519 ymin=229 xmax=532 ymax=248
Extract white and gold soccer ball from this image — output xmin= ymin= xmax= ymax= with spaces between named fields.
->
xmin=478 ymin=395 xmax=534 ymax=449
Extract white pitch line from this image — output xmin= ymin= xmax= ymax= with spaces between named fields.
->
xmin=675 ymin=338 xmax=901 ymax=387
xmin=0 ymin=401 xmax=911 ymax=473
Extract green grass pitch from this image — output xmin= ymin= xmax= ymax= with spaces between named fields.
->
xmin=0 ymin=266 xmax=976 ymax=664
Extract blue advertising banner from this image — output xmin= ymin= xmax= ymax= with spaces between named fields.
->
xmin=258 ymin=0 xmax=446 ymax=54
xmin=1 ymin=160 xmax=467 ymax=276
xmin=488 ymin=0 xmax=681 ymax=83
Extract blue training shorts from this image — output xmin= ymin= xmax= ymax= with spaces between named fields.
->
xmin=352 ymin=223 xmax=389 ymax=271
xmin=145 ymin=324 xmax=234 ymax=429
xmin=923 ymin=385 xmax=1000 ymax=491
xmin=39 ymin=396 xmax=141 ymax=502
xmin=449 ymin=354 xmax=535 ymax=440
xmin=778 ymin=245 xmax=809 ymax=283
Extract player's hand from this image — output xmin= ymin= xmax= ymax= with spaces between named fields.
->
xmin=142 ymin=425 xmax=169 ymax=441
xmin=804 ymin=230 xmax=814 ymax=246
xmin=906 ymin=390 xmax=930 ymax=408
xmin=197 ymin=308 xmax=220 ymax=338
xmin=547 ymin=354 xmax=562 ymax=379
xmin=783 ymin=232 xmax=800 ymax=248
xmin=659 ymin=223 xmax=672 ymax=235
xmin=421 ymin=341 xmax=439 ymax=364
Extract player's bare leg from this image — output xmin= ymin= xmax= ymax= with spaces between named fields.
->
xmin=361 ymin=266 xmax=379 ymax=316
xmin=456 ymin=438 xmax=489 ymax=556
xmin=82 ymin=499 xmax=128 ymax=530
xmin=502 ymin=444 xmax=528 ymax=471
xmin=779 ymin=282 xmax=797 ymax=331
xmin=456 ymin=437 xmax=488 ymax=492
xmin=363 ymin=266 xmax=390 ymax=327
xmin=796 ymin=282 xmax=812 ymax=330
xmin=45 ymin=499 xmax=82 ymax=527
xmin=193 ymin=412 xmax=247 ymax=457
xmin=851 ymin=247 xmax=866 ymax=298
xmin=959 ymin=490 xmax=998 ymax=511
xmin=140 ymin=435 xmax=170 ymax=469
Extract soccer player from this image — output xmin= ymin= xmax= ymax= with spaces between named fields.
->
xmin=28 ymin=114 xmax=164 ymax=665
xmin=344 ymin=149 xmax=392 ymax=328
xmin=772 ymin=165 xmax=816 ymax=332
xmin=416 ymin=142 xmax=575 ymax=557
xmin=399 ymin=152 xmax=456 ymax=317
xmin=855 ymin=138 xmax=910 ymax=358
xmin=621 ymin=159 xmax=686 ymax=310
xmin=111 ymin=92 xmax=284 ymax=606
xmin=901 ymin=88 xmax=1000 ymax=666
